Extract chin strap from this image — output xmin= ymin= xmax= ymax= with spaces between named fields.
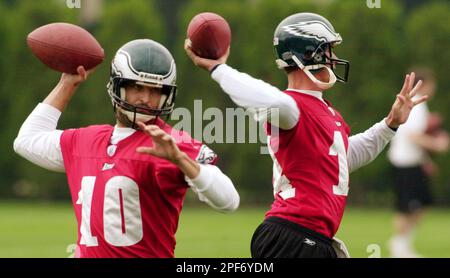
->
xmin=291 ymin=55 xmax=336 ymax=90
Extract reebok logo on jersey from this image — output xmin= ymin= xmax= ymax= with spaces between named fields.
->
xmin=102 ymin=163 xmax=115 ymax=171
xmin=304 ymin=238 xmax=316 ymax=246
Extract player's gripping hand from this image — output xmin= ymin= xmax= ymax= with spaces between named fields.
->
xmin=184 ymin=39 xmax=230 ymax=72
xmin=136 ymin=121 xmax=185 ymax=164
xmin=386 ymin=72 xmax=428 ymax=129
xmin=60 ymin=65 xmax=95 ymax=88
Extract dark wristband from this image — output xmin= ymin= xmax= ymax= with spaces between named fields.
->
xmin=388 ymin=126 xmax=398 ymax=132
xmin=210 ymin=64 xmax=222 ymax=73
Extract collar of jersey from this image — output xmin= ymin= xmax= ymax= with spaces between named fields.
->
xmin=111 ymin=125 xmax=136 ymax=145
xmin=286 ymin=89 xmax=327 ymax=105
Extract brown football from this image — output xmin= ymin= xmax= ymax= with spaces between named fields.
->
xmin=187 ymin=12 xmax=231 ymax=59
xmin=27 ymin=22 xmax=104 ymax=74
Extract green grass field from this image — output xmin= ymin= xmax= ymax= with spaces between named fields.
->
xmin=0 ymin=202 xmax=449 ymax=258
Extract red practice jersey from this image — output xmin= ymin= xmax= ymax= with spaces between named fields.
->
xmin=60 ymin=118 xmax=217 ymax=258
xmin=265 ymin=91 xmax=351 ymax=238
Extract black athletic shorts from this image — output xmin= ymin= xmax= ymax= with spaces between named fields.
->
xmin=393 ymin=166 xmax=433 ymax=213
xmin=250 ymin=216 xmax=337 ymax=258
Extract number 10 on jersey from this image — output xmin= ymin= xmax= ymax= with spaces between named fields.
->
xmin=77 ymin=176 xmax=144 ymax=247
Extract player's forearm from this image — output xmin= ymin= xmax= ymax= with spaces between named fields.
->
xmin=185 ymin=164 xmax=240 ymax=212
xmin=347 ymin=118 xmax=396 ymax=173
xmin=211 ymin=64 xmax=299 ymax=129
xmin=43 ymin=78 xmax=78 ymax=112
xmin=173 ymin=152 xmax=201 ymax=179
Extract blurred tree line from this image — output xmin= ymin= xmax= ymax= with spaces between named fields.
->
xmin=1 ymin=0 xmax=449 ymax=207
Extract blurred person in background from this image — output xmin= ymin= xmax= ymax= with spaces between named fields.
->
xmin=388 ymin=67 xmax=449 ymax=258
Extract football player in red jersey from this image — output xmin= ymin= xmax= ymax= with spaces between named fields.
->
xmin=185 ymin=12 xmax=427 ymax=258
xmin=14 ymin=39 xmax=240 ymax=258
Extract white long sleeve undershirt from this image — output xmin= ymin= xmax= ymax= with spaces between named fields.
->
xmin=13 ymin=103 xmax=65 ymax=172
xmin=211 ymin=64 xmax=396 ymax=172
xmin=211 ymin=64 xmax=300 ymax=130
xmin=13 ymin=103 xmax=239 ymax=212
xmin=347 ymin=119 xmax=396 ymax=173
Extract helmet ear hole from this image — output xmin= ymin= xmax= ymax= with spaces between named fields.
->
xmin=313 ymin=53 xmax=323 ymax=63
xmin=281 ymin=51 xmax=293 ymax=60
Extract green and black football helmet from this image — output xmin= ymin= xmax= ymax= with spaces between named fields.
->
xmin=107 ymin=39 xmax=177 ymax=128
xmin=274 ymin=13 xmax=350 ymax=89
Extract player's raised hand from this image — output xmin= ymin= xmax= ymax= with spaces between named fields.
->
xmin=184 ymin=39 xmax=230 ymax=72
xmin=386 ymin=72 xmax=428 ymax=129
xmin=136 ymin=121 xmax=184 ymax=164
xmin=60 ymin=66 xmax=95 ymax=88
